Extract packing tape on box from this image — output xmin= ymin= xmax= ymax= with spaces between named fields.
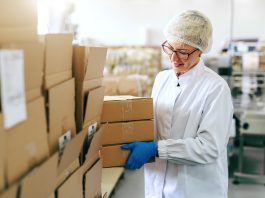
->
xmin=122 ymin=122 xmax=134 ymax=141
xmin=122 ymin=100 xmax=133 ymax=121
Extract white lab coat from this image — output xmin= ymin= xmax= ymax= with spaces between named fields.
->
xmin=144 ymin=59 xmax=233 ymax=198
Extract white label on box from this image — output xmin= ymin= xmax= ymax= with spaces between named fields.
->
xmin=58 ymin=130 xmax=71 ymax=154
xmin=0 ymin=50 xmax=27 ymax=129
xmin=88 ymin=122 xmax=97 ymax=136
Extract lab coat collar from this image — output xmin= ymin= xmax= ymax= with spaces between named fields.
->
xmin=171 ymin=59 xmax=205 ymax=87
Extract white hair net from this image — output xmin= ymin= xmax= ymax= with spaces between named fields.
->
xmin=163 ymin=10 xmax=213 ymax=52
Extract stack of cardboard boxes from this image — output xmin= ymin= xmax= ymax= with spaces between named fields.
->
xmin=101 ymin=96 xmax=154 ymax=167
xmin=0 ymin=1 xmax=109 ymax=196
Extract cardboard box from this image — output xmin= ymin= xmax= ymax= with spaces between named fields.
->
xmin=2 ymin=97 xmax=49 ymax=185
xmin=1 ymin=42 xmax=44 ymax=102
xmin=20 ymin=153 xmax=58 ymax=198
xmin=101 ymin=96 xmax=153 ymax=123
xmin=101 ymin=145 xmax=130 ymax=168
xmin=0 ymin=0 xmax=37 ymax=27
xmin=0 ymin=183 xmax=18 ymax=198
xmin=84 ymin=159 xmax=102 ymax=198
xmin=102 ymin=120 xmax=154 ymax=145
xmin=76 ymin=86 xmax=105 ymax=131
xmin=102 ymin=76 xmax=120 ymax=95
xmin=40 ymin=34 xmax=73 ymax=88
xmin=47 ymin=78 xmax=76 ymax=154
xmin=0 ymin=27 xmax=38 ymax=43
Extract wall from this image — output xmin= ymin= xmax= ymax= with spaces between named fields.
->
xmin=70 ymin=0 xmax=265 ymax=53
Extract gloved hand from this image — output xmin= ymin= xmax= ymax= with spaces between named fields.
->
xmin=121 ymin=141 xmax=157 ymax=169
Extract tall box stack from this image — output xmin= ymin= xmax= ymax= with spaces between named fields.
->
xmin=0 ymin=0 xmax=38 ymax=43
xmin=40 ymin=33 xmax=76 ymax=154
xmin=101 ymin=96 xmax=154 ymax=167
xmin=72 ymin=45 xmax=107 ymax=132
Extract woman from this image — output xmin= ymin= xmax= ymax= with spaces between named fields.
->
xmin=122 ymin=10 xmax=233 ymax=198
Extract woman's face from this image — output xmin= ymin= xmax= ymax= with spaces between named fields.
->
xmin=163 ymin=41 xmax=202 ymax=75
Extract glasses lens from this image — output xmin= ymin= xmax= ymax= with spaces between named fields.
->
xmin=176 ymin=52 xmax=188 ymax=60
xmin=162 ymin=45 xmax=173 ymax=55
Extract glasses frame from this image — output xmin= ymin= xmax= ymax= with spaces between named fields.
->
xmin=161 ymin=41 xmax=198 ymax=60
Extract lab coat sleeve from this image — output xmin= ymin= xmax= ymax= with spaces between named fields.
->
xmin=158 ymin=82 xmax=234 ymax=165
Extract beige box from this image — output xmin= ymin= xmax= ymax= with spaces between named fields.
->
xmin=102 ymin=76 xmax=120 ymax=96
xmin=0 ymin=117 xmax=5 ymax=192
xmin=0 ymin=0 xmax=37 ymax=27
xmin=1 ymin=97 xmax=49 ymax=186
xmin=101 ymin=145 xmax=130 ymax=168
xmin=1 ymin=42 xmax=44 ymax=102
xmin=0 ymin=27 xmax=37 ymax=43
xmin=102 ymin=120 xmax=154 ymax=145
xmin=84 ymin=159 xmax=102 ymax=198
xmin=47 ymin=78 xmax=76 ymax=154
xmin=20 ymin=154 xmax=58 ymax=198
xmin=40 ymin=34 xmax=73 ymax=88
xmin=101 ymin=96 xmax=153 ymax=123
xmin=0 ymin=183 xmax=18 ymax=198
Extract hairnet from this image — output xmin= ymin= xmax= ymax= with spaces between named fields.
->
xmin=163 ymin=10 xmax=213 ymax=52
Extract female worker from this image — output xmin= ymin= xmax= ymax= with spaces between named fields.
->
xmin=122 ymin=10 xmax=233 ymax=198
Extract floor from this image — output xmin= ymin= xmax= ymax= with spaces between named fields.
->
xmin=110 ymin=168 xmax=265 ymax=198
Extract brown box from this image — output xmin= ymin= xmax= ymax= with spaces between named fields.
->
xmin=40 ymin=34 xmax=73 ymax=88
xmin=101 ymin=145 xmax=130 ymax=168
xmin=1 ymin=42 xmax=44 ymax=102
xmin=101 ymin=96 xmax=153 ymax=123
xmin=76 ymin=86 xmax=105 ymax=132
xmin=0 ymin=0 xmax=37 ymax=43
xmin=2 ymin=97 xmax=49 ymax=185
xmin=20 ymin=153 xmax=58 ymax=198
xmin=0 ymin=183 xmax=18 ymax=198
xmin=0 ymin=118 xmax=5 ymax=192
xmin=84 ymin=159 xmax=102 ymax=198
xmin=102 ymin=120 xmax=154 ymax=145
xmin=47 ymin=78 xmax=76 ymax=154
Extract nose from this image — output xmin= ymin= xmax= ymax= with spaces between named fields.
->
xmin=170 ymin=52 xmax=182 ymax=63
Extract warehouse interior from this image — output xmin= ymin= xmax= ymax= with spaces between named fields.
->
xmin=1 ymin=0 xmax=265 ymax=197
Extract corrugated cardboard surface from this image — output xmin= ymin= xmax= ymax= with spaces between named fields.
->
xmin=84 ymin=159 xmax=102 ymax=198
xmin=0 ymin=27 xmax=37 ymax=43
xmin=102 ymin=120 xmax=154 ymax=145
xmin=44 ymin=70 xmax=72 ymax=89
xmin=1 ymin=42 xmax=44 ymax=101
xmin=57 ymin=165 xmax=83 ymax=198
xmin=76 ymin=86 xmax=105 ymax=131
xmin=48 ymin=78 xmax=76 ymax=154
xmin=20 ymin=153 xmax=58 ymax=198
xmin=0 ymin=116 xmax=5 ymax=192
xmin=41 ymin=33 xmax=73 ymax=75
xmin=4 ymin=97 xmax=49 ymax=186
xmin=73 ymin=45 xmax=107 ymax=82
xmin=101 ymin=145 xmax=130 ymax=168
xmin=101 ymin=96 xmax=153 ymax=123
xmin=0 ymin=0 xmax=37 ymax=27
xmin=0 ymin=183 xmax=17 ymax=198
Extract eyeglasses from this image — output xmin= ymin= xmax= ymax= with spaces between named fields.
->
xmin=161 ymin=41 xmax=198 ymax=60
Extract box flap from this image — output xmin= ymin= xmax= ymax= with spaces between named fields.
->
xmin=26 ymin=88 xmax=41 ymax=103
xmin=83 ymin=86 xmax=105 ymax=125
xmin=43 ymin=34 xmax=73 ymax=75
xmin=48 ymin=78 xmax=76 ymax=154
xmin=84 ymin=47 xmax=107 ymax=81
xmin=85 ymin=159 xmax=102 ymax=198
xmin=20 ymin=153 xmax=58 ymax=198
xmin=5 ymin=97 xmax=49 ymax=185
xmin=83 ymin=78 xmax=103 ymax=93
xmin=58 ymin=129 xmax=87 ymax=175
xmin=57 ymin=166 xmax=83 ymax=198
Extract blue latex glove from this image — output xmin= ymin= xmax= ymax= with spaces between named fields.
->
xmin=121 ymin=141 xmax=157 ymax=169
